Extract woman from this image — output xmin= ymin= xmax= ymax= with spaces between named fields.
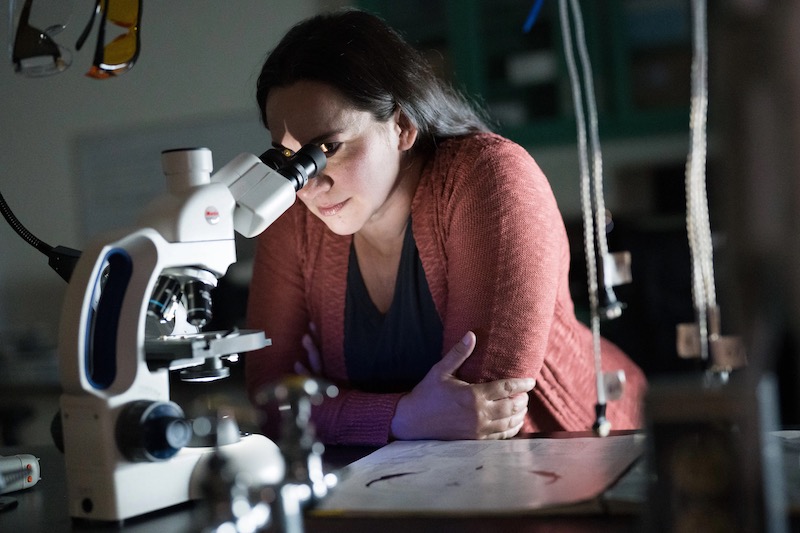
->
xmin=245 ymin=9 xmax=646 ymax=446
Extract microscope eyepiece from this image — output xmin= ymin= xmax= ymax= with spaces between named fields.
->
xmin=260 ymin=148 xmax=285 ymax=171
xmin=259 ymin=144 xmax=327 ymax=191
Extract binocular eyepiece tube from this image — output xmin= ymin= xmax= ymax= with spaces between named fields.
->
xmin=260 ymin=144 xmax=327 ymax=192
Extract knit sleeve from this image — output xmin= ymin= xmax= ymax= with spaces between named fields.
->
xmin=424 ymin=135 xmax=646 ymax=432
xmin=244 ymin=205 xmax=310 ymax=417
xmin=435 ymin=136 xmax=566 ymax=383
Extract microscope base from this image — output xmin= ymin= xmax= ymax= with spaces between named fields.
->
xmin=65 ymin=434 xmax=282 ymax=522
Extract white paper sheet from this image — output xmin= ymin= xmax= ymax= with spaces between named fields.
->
xmin=316 ymin=434 xmax=644 ymax=516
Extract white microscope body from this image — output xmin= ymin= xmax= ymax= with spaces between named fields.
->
xmin=57 ymin=145 xmax=325 ymax=522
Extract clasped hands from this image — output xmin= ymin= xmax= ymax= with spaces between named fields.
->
xmin=297 ymin=328 xmax=535 ymax=441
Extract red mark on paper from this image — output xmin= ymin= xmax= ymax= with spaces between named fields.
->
xmin=530 ymin=470 xmax=561 ymax=484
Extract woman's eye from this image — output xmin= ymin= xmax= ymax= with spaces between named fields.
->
xmin=319 ymin=142 xmax=341 ymax=157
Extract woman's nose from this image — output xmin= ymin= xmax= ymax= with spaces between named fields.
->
xmin=297 ymin=173 xmax=330 ymax=200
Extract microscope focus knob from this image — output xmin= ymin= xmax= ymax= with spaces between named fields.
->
xmin=116 ymin=400 xmax=192 ymax=462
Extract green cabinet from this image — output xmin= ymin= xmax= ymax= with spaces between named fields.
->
xmin=357 ymin=0 xmax=692 ymax=146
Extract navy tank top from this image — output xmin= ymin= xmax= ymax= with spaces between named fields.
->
xmin=344 ymin=220 xmax=444 ymax=393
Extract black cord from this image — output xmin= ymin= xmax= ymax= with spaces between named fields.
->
xmin=0 ymin=191 xmax=53 ymax=255
xmin=0 ymin=191 xmax=81 ymax=282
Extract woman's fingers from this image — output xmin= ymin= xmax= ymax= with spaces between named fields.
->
xmin=480 ymin=377 xmax=536 ymax=402
xmin=294 ymin=360 xmax=310 ymax=375
xmin=483 ymin=411 xmax=527 ymax=440
xmin=487 ymin=392 xmax=530 ymax=421
xmin=301 ymin=330 xmax=324 ymax=375
xmin=432 ymin=331 xmax=477 ymax=376
xmin=461 ymin=406 xmax=528 ymax=440
xmin=391 ymin=329 xmax=536 ymax=441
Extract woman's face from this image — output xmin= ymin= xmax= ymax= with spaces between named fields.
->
xmin=265 ymin=80 xmax=412 ymax=236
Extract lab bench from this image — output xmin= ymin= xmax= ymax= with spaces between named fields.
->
xmin=0 ymin=435 xmax=640 ymax=533
xmin=4 ymin=429 xmax=800 ymax=533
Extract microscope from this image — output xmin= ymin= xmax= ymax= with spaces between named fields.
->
xmin=55 ymin=143 xmax=326 ymax=522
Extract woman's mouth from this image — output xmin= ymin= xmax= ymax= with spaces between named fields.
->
xmin=317 ymin=199 xmax=348 ymax=217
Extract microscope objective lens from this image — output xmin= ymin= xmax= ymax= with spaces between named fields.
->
xmin=185 ymin=279 xmax=213 ymax=327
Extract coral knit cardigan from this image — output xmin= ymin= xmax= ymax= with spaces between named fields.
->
xmin=246 ymin=132 xmax=646 ymax=445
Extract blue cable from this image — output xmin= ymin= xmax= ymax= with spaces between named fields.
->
xmin=523 ymin=0 xmax=546 ymax=33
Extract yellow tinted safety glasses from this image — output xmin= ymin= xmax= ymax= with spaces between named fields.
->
xmin=76 ymin=0 xmax=141 ymax=79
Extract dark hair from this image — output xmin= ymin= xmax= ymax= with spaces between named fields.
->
xmin=255 ymin=9 xmax=490 ymax=155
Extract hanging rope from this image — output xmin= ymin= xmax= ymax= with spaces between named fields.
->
xmin=685 ymin=0 xmax=716 ymax=362
xmin=558 ymin=0 xmax=611 ymax=433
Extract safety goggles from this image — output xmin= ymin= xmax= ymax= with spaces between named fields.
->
xmin=11 ymin=0 xmax=72 ymax=77
xmin=76 ymin=0 xmax=141 ymax=79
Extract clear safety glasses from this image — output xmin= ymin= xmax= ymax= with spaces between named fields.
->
xmin=10 ymin=0 xmax=141 ymax=79
xmin=11 ymin=0 xmax=73 ymax=77
xmin=76 ymin=0 xmax=142 ymax=79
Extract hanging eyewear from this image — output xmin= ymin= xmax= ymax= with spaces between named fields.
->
xmin=12 ymin=0 xmax=72 ymax=77
xmin=76 ymin=0 xmax=142 ymax=79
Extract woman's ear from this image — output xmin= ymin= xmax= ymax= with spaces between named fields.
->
xmin=395 ymin=109 xmax=419 ymax=151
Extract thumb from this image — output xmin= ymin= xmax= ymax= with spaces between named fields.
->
xmin=434 ymin=331 xmax=477 ymax=377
